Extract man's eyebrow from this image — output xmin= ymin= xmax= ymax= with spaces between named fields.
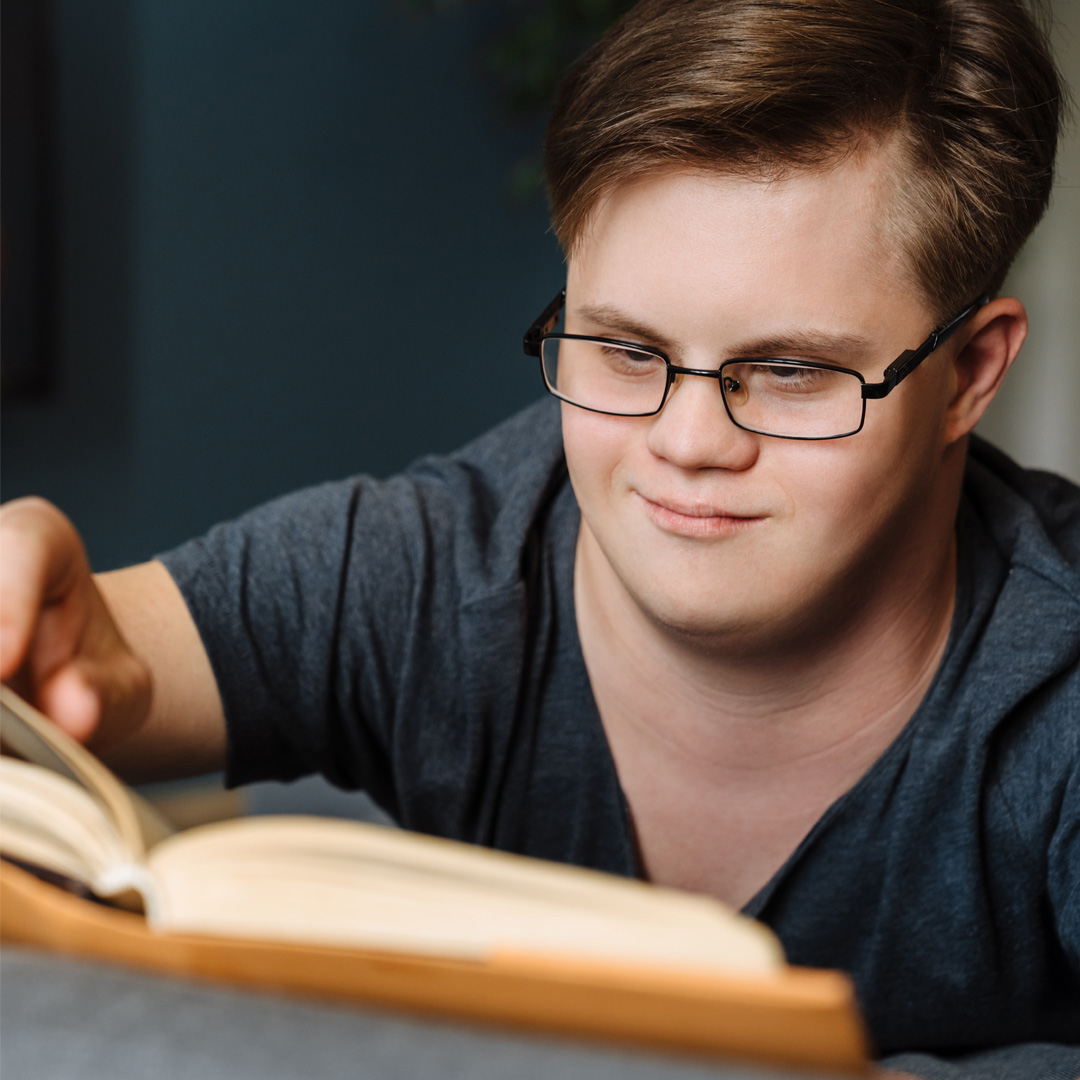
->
xmin=724 ymin=330 xmax=876 ymax=360
xmin=571 ymin=304 xmax=678 ymax=350
xmin=571 ymin=303 xmax=877 ymax=360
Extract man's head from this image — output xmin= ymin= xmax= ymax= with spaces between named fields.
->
xmin=539 ymin=0 xmax=1064 ymax=651
xmin=546 ymin=0 xmax=1064 ymax=321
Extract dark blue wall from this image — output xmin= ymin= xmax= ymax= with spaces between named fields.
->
xmin=2 ymin=0 xmax=565 ymax=570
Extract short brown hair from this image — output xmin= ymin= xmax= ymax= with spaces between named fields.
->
xmin=545 ymin=0 xmax=1067 ymax=319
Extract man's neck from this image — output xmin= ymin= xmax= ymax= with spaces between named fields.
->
xmin=575 ymin=519 xmax=957 ymax=763
xmin=574 ymin=519 xmax=957 ymax=904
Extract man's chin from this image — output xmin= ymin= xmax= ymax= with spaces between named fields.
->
xmin=634 ymin=588 xmax=769 ymax=647
xmin=628 ymin=580 xmax=834 ymax=659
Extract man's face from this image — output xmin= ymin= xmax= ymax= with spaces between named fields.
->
xmin=562 ymin=158 xmax=962 ymax=651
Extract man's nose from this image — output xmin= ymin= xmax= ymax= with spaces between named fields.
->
xmin=645 ymin=369 xmax=759 ymax=472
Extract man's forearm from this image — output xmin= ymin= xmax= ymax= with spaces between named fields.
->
xmin=95 ymin=560 xmax=227 ymax=782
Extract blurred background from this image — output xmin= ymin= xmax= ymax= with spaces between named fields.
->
xmin=1 ymin=0 xmax=1077 ymax=817
xmin=2 ymin=0 xmax=1078 ymax=570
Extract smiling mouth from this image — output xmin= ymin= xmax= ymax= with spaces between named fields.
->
xmin=637 ymin=494 xmax=767 ymax=539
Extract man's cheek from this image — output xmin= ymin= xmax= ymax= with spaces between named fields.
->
xmin=564 ymin=438 xmax=627 ymax=515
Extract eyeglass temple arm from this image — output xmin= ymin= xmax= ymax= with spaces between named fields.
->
xmin=523 ymin=289 xmax=568 ymax=356
xmin=862 ymin=296 xmax=989 ymax=400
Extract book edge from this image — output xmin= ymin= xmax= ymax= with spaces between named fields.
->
xmin=0 ymin=860 xmax=870 ymax=1073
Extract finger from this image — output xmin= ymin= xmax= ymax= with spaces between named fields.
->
xmin=22 ymin=569 xmax=130 ymax=694
xmin=34 ymin=665 xmax=102 ymax=744
xmin=0 ymin=499 xmax=89 ymax=679
xmin=35 ymin=649 xmax=152 ymax=747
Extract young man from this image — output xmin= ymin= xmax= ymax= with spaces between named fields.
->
xmin=1 ymin=0 xmax=1076 ymax=1074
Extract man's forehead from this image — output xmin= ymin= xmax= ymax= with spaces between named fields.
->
xmin=564 ymin=158 xmax=928 ymax=348
xmin=572 ymin=156 xmax=908 ymax=271
xmin=574 ymin=141 xmax=903 ymax=244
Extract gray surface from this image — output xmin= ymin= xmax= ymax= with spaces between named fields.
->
xmin=0 ymin=947 xmax=843 ymax=1080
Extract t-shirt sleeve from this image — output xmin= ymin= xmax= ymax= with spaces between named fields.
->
xmin=155 ymin=398 xmax=568 ymax=819
xmin=157 ymin=470 xmax=466 ymax=802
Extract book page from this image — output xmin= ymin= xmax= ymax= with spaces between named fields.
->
xmin=0 ymin=756 xmax=152 ymax=898
xmin=0 ymin=690 xmax=783 ymax=981
xmin=0 ymin=686 xmax=173 ymax=857
xmin=144 ymin=816 xmax=784 ymax=976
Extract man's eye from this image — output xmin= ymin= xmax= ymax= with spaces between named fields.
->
xmin=756 ymin=363 xmax=809 ymax=378
xmin=600 ymin=346 xmax=661 ymax=368
xmin=752 ymin=364 xmax=825 ymax=387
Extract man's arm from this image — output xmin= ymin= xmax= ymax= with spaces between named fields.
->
xmin=0 ymin=497 xmax=226 ymax=782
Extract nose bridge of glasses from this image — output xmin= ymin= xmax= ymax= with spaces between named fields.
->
xmin=666 ymin=361 xmax=733 ymax=400
xmin=663 ymin=361 xmax=746 ymax=428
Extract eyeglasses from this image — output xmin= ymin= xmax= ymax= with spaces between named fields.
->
xmin=523 ymin=291 xmax=988 ymax=440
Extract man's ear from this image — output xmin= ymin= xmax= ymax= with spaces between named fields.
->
xmin=943 ymin=297 xmax=1028 ymax=446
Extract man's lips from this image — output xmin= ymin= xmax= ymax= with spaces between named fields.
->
xmin=636 ymin=493 xmax=767 ymax=539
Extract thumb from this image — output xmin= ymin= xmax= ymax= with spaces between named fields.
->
xmin=35 ymin=651 xmax=152 ymax=747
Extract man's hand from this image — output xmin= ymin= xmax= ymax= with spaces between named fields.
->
xmin=0 ymin=498 xmax=151 ymax=746
xmin=0 ymin=498 xmax=226 ymax=780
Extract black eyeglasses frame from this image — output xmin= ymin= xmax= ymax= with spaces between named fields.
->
xmin=522 ymin=290 xmax=989 ymax=441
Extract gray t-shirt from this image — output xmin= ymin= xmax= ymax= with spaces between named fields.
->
xmin=160 ymin=398 xmax=1080 ymax=1078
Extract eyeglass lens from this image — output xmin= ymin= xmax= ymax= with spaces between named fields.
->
xmin=540 ymin=337 xmax=865 ymax=439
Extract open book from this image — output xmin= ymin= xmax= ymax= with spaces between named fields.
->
xmin=0 ymin=685 xmax=868 ymax=1071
